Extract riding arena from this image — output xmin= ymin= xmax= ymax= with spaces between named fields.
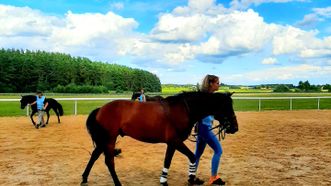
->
xmin=0 ymin=109 xmax=330 ymax=185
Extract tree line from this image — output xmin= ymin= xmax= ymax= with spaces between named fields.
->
xmin=0 ymin=48 xmax=161 ymax=93
xmin=272 ymin=81 xmax=330 ymax=92
xmin=162 ymin=81 xmax=331 ymax=93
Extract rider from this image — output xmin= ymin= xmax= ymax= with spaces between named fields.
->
xmin=30 ymin=91 xmax=48 ymax=128
xmin=190 ymin=74 xmax=226 ymax=185
xmin=138 ymin=88 xmax=146 ymax=102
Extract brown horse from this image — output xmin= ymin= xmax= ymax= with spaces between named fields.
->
xmin=81 ymin=92 xmax=238 ymax=186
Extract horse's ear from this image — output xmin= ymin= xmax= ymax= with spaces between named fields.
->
xmin=225 ymin=92 xmax=234 ymax=96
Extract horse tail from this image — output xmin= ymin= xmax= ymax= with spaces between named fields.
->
xmin=57 ymin=102 xmax=64 ymax=116
xmin=86 ymin=108 xmax=122 ymax=158
xmin=86 ymin=108 xmax=108 ymax=147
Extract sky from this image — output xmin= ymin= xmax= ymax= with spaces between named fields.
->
xmin=0 ymin=0 xmax=330 ymax=85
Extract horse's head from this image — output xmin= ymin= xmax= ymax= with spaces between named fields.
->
xmin=20 ymin=96 xmax=28 ymax=109
xmin=212 ymin=92 xmax=238 ymax=134
xmin=131 ymin=92 xmax=141 ymax=101
xmin=20 ymin=95 xmax=36 ymax=109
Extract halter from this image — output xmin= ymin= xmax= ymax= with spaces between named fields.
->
xmin=188 ymin=115 xmax=235 ymax=142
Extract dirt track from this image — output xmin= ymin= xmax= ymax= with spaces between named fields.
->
xmin=0 ymin=110 xmax=330 ymax=186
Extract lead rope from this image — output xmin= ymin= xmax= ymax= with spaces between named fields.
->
xmin=213 ymin=123 xmax=227 ymax=141
xmin=188 ymin=123 xmax=228 ymax=142
xmin=219 ymin=124 xmax=227 ymax=140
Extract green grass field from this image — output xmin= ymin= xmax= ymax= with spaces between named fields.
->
xmin=0 ymin=92 xmax=331 ymax=116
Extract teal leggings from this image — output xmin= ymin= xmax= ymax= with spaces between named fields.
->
xmin=195 ymin=123 xmax=223 ymax=176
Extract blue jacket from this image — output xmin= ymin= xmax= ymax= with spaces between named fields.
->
xmin=36 ymin=96 xmax=45 ymax=110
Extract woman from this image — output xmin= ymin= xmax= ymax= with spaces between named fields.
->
xmin=138 ymin=88 xmax=146 ymax=102
xmin=192 ymin=74 xmax=225 ymax=185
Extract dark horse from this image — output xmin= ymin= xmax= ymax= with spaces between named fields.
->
xmin=82 ymin=92 xmax=238 ymax=186
xmin=20 ymin=95 xmax=64 ymax=126
xmin=131 ymin=92 xmax=164 ymax=101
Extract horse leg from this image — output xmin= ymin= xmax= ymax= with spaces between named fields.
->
xmin=30 ymin=110 xmax=37 ymax=126
xmin=81 ymin=146 xmax=103 ymax=184
xmin=104 ymin=143 xmax=121 ymax=186
xmin=45 ymin=111 xmax=50 ymax=125
xmin=52 ymin=107 xmax=60 ymax=123
xmin=160 ymin=144 xmax=176 ymax=185
xmin=174 ymin=141 xmax=204 ymax=185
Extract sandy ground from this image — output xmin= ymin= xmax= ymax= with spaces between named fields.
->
xmin=0 ymin=110 xmax=330 ymax=186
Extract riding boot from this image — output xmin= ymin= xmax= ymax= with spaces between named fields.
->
xmin=209 ymin=176 xmax=225 ymax=185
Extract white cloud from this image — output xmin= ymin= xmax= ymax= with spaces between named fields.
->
xmin=172 ymin=0 xmax=227 ymax=15
xmin=0 ymin=5 xmax=139 ymax=59
xmin=193 ymin=10 xmax=279 ymax=58
xmin=313 ymin=6 xmax=331 ymax=18
xmin=110 ymin=2 xmax=124 ymax=10
xmin=295 ymin=13 xmax=321 ymax=28
xmin=0 ymin=5 xmax=61 ymax=37
xmin=272 ymin=26 xmax=317 ymax=55
xmin=150 ymin=14 xmax=210 ymax=42
xmin=150 ymin=0 xmax=227 ymax=43
xmin=188 ymin=0 xmax=216 ymax=13
xmin=272 ymin=26 xmax=331 ymax=59
xmin=51 ymin=11 xmax=138 ymax=47
xmin=149 ymin=1 xmax=331 ymax=64
xmin=230 ymin=0 xmax=310 ymax=10
xmin=125 ymin=40 xmax=195 ymax=65
xmin=224 ymin=64 xmax=331 ymax=83
xmin=262 ymin=57 xmax=277 ymax=65
xmin=296 ymin=6 xmax=331 ymax=28
xmin=150 ymin=8 xmax=279 ymax=63
xmin=0 ymin=2 xmax=330 ymax=74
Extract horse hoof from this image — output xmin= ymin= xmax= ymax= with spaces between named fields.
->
xmin=160 ymin=182 xmax=168 ymax=186
xmin=114 ymin=148 xmax=122 ymax=156
xmin=81 ymin=180 xmax=88 ymax=186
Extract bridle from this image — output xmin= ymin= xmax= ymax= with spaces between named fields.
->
xmin=216 ymin=115 xmax=235 ymax=140
xmin=188 ymin=115 xmax=236 ymax=142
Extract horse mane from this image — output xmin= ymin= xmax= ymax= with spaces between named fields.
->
xmin=22 ymin=95 xmax=36 ymax=98
xmin=131 ymin=92 xmax=164 ymax=101
xmin=21 ymin=95 xmax=36 ymax=102
xmin=164 ymin=91 xmax=232 ymax=105
xmin=164 ymin=91 xmax=205 ymax=104
xmin=165 ymin=91 xmax=206 ymax=100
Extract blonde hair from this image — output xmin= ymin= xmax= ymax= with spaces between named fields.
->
xmin=200 ymin=74 xmax=219 ymax=92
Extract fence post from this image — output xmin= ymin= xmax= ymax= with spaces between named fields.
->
xmin=290 ymin=98 xmax=292 ymax=111
xmin=26 ymin=104 xmax=29 ymax=116
xmin=317 ymin=98 xmax=320 ymax=110
xmin=258 ymin=99 xmax=261 ymax=111
xmin=74 ymin=100 xmax=77 ymax=115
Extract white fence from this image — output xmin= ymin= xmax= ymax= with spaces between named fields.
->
xmin=234 ymin=96 xmax=331 ymax=111
xmin=1 ymin=97 xmax=128 ymax=116
xmin=55 ymin=98 xmax=129 ymax=115
xmin=1 ymin=96 xmax=331 ymax=116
